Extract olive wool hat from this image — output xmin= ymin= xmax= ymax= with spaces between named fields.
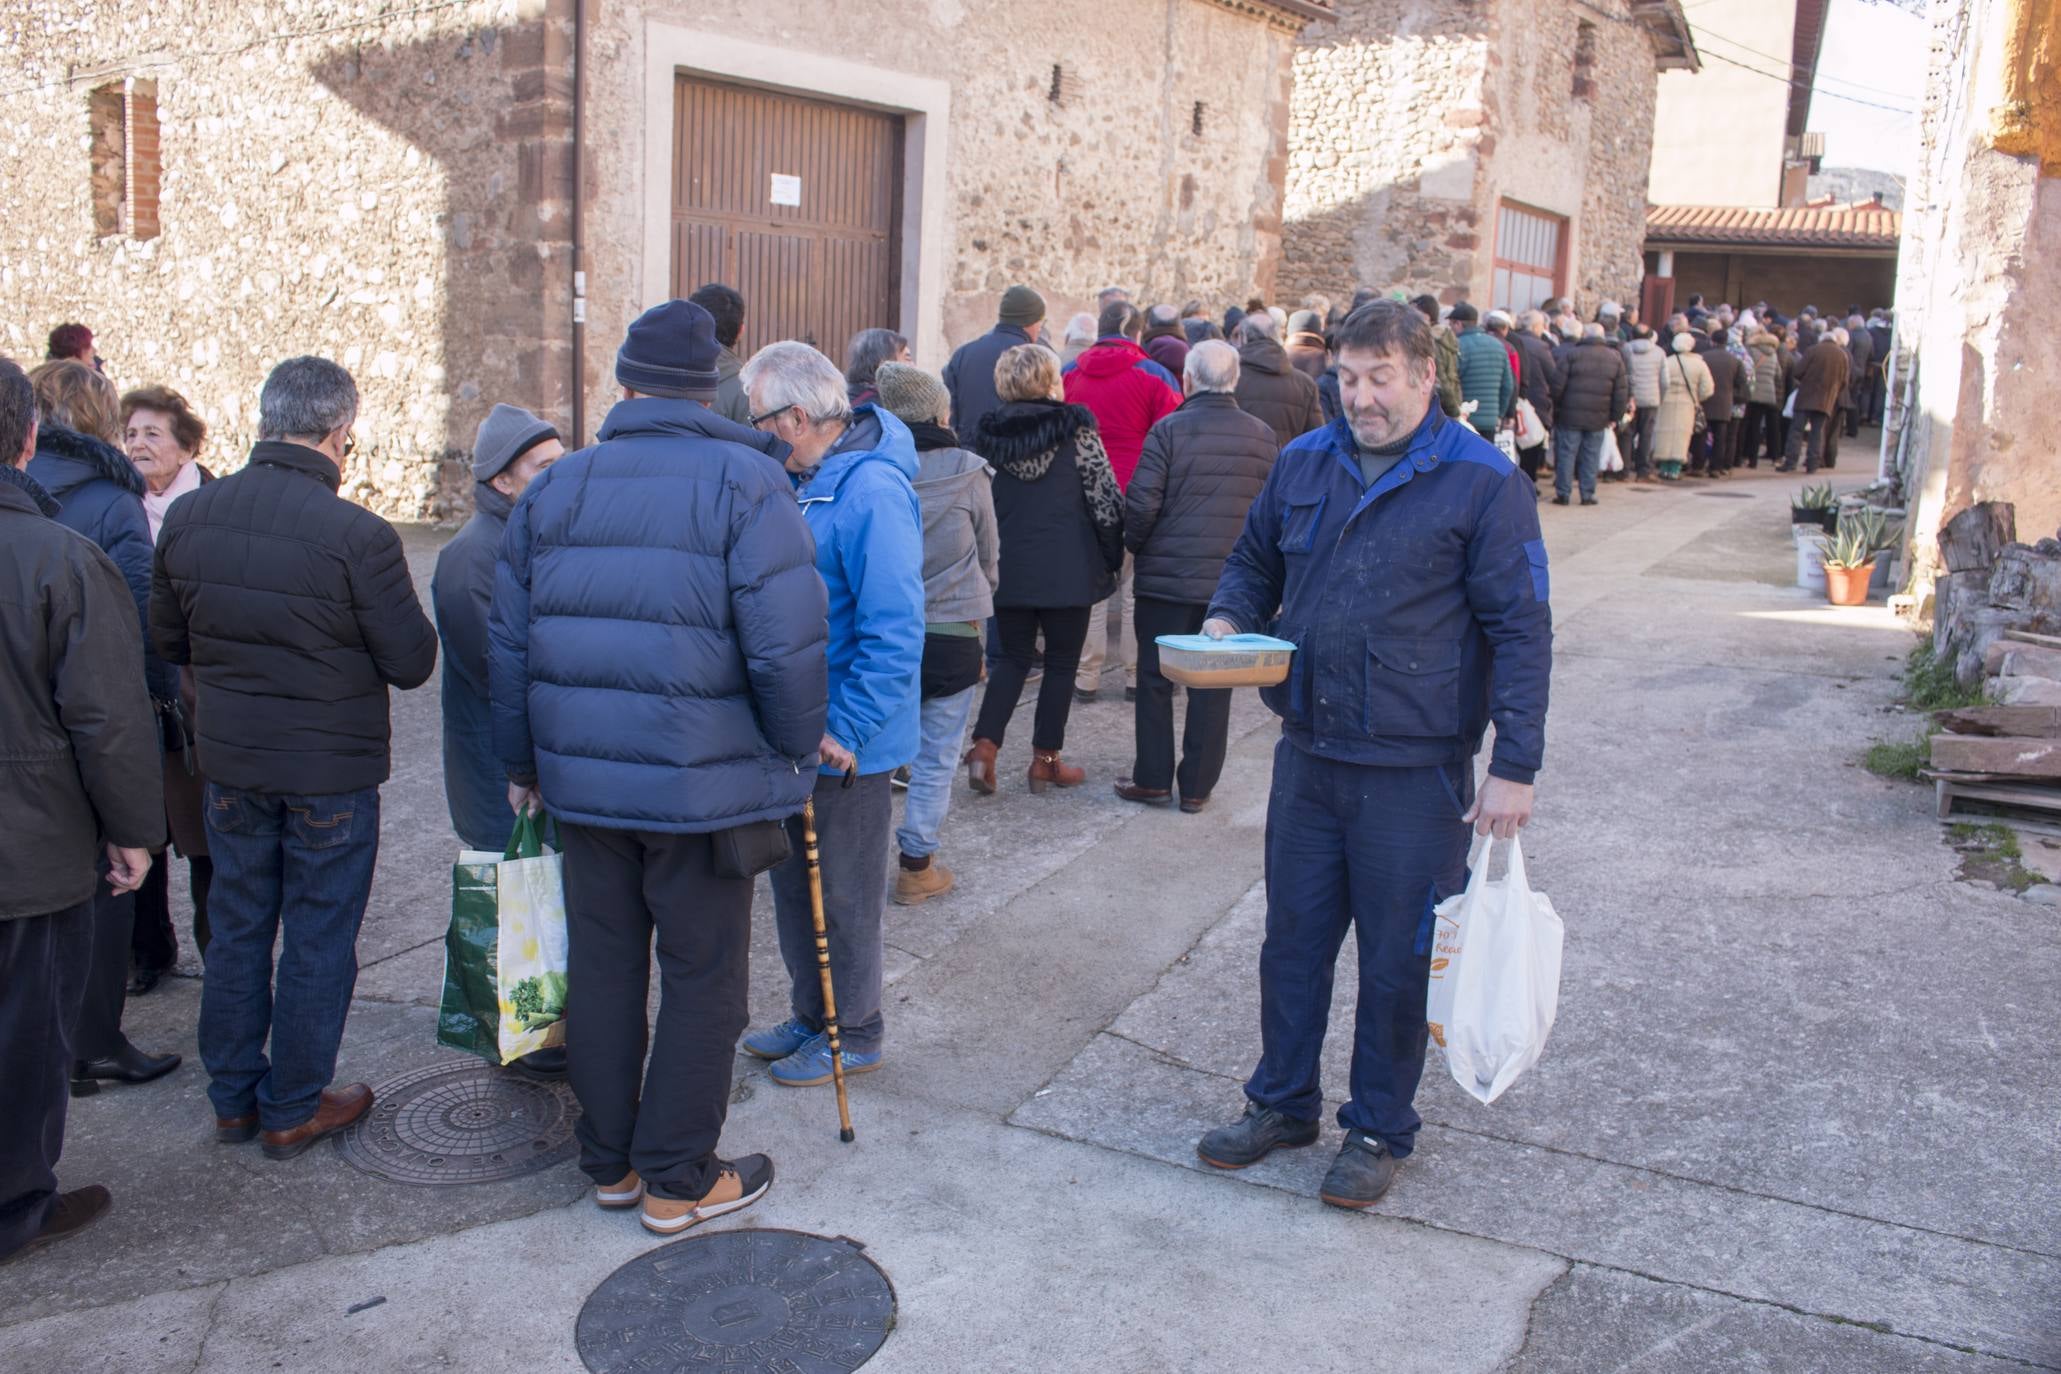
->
xmin=872 ymin=363 xmax=951 ymax=427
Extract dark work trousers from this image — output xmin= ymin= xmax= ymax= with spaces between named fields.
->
xmin=769 ymin=771 xmax=892 ymax=1055
xmin=69 ymin=880 xmax=136 ymax=1062
xmin=974 ymin=605 xmax=1092 ymax=752
xmin=1244 ymin=741 xmax=1473 ymax=1157
xmin=1627 ymin=408 xmax=1658 ymax=477
xmin=558 ymin=822 xmax=752 ymax=1200
xmin=1824 ymin=408 xmax=1845 ymax=466
xmin=1131 ymin=597 xmax=1232 ymax=801
xmin=0 ymin=901 xmax=92 ymax=1261
xmin=1783 ymin=409 xmax=1836 ymax=472
xmin=1705 ymin=417 xmax=1736 ymax=474
xmin=132 ymin=852 xmax=213 ymax=972
xmin=1742 ymin=402 xmax=1782 ymax=464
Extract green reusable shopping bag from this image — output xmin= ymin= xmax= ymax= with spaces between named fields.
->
xmin=436 ymin=812 xmax=569 ymax=1065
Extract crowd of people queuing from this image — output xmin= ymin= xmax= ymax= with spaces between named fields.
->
xmin=1 ymin=269 xmax=1871 ymax=1258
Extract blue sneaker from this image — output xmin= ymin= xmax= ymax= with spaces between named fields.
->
xmin=768 ymin=1032 xmax=882 ymax=1087
xmin=741 ymin=1017 xmax=815 ymax=1061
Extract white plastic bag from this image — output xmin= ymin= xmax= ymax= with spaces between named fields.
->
xmin=1494 ymin=427 xmax=1518 ymax=462
xmin=1425 ymin=836 xmax=1563 ymax=1104
xmin=1513 ymin=398 xmax=1545 ymax=448
xmin=1782 ymin=389 xmax=1798 ymax=419
xmin=1599 ymin=427 xmax=1624 ymax=474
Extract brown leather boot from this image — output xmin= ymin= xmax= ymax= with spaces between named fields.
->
xmin=1028 ymin=750 xmax=1085 ymax=792
xmin=260 ymin=1083 xmax=373 ymax=1160
xmin=964 ymin=738 xmax=999 ymax=795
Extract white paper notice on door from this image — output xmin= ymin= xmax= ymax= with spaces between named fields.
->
xmin=770 ymin=174 xmax=801 ymax=207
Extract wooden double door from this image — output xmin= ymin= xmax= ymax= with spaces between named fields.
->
xmin=669 ymin=75 xmax=904 ymax=360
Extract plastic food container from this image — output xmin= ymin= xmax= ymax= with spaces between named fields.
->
xmin=1154 ymin=634 xmax=1296 ymax=689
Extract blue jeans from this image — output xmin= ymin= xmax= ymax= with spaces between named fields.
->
xmin=1244 ymin=740 xmax=1472 ymax=1157
xmin=1553 ymin=427 xmax=1604 ymax=500
xmin=199 ymin=784 xmax=380 ymax=1129
xmin=895 ymin=686 xmax=976 ymax=860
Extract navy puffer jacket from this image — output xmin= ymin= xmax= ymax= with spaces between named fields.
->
xmin=489 ymin=399 xmax=829 ymax=834
xmin=27 ymin=425 xmax=168 ymax=698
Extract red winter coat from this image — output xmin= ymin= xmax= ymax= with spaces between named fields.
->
xmin=1062 ymin=338 xmax=1182 ymax=488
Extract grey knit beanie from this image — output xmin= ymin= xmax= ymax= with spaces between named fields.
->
xmin=872 ymin=363 xmax=951 ymax=428
xmin=472 ymin=403 xmax=558 ymax=481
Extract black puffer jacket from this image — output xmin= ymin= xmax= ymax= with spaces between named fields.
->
xmin=151 ymin=441 xmax=438 ymax=795
xmin=0 ymin=467 xmax=163 ymax=920
xmin=1511 ymin=331 xmax=1562 ymax=430
xmin=1233 ymin=339 xmax=1325 ymax=451
xmin=972 ymin=400 xmax=1123 ymax=610
xmin=1552 ymin=337 xmax=1630 ymax=433
xmin=1125 ymin=393 xmax=1278 ymax=604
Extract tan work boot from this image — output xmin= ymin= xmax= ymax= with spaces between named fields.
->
xmin=964 ymin=738 xmax=999 ymax=795
xmin=596 ymin=1168 xmax=644 ymax=1209
xmin=640 ymin=1155 xmax=774 ymax=1235
xmin=1028 ymin=749 xmax=1085 ymax=792
xmin=894 ymin=860 xmax=955 ymax=906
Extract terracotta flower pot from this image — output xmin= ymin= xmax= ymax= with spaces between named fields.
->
xmin=1823 ymin=560 xmax=1876 ymax=606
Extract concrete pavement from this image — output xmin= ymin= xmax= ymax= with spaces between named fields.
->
xmin=3 ymin=460 xmax=2055 ymax=1372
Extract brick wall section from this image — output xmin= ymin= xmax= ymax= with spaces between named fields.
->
xmin=1280 ymin=0 xmax=1663 ymax=316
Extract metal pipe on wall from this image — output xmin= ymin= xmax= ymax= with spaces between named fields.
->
xmin=569 ymin=0 xmax=587 ymax=447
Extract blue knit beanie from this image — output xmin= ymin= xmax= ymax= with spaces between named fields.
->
xmin=616 ymin=299 xmax=722 ymax=399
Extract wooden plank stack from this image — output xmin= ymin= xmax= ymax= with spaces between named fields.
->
xmin=1928 ymin=674 xmax=2061 ymax=832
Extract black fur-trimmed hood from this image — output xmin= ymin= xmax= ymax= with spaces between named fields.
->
xmin=972 ymin=399 xmax=1098 ymax=476
xmin=32 ymin=424 xmax=144 ymax=498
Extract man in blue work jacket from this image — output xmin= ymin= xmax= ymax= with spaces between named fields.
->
xmin=1195 ymin=299 xmax=1551 ymax=1208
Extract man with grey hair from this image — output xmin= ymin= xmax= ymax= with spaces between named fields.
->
xmin=1118 ymin=339 xmax=1277 ymax=812
xmin=152 ymin=356 xmax=436 ymax=1161
xmin=740 ymin=341 xmax=925 ymax=1094
xmin=1097 ymin=285 xmax=1132 ymax=311
xmin=1141 ymin=302 xmax=1190 ymax=377
xmin=1233 ymin=307 xmax=1325 ymax=451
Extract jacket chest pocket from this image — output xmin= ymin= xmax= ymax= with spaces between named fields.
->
xmin=1277 ymin=496 xmax=1327 ymax=555
xmin=1363 ymin=637 xmax=1462 ymax=738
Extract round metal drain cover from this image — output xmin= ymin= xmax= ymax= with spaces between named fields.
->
xmin=337 ymin=1058 xmax=579 ymax=1185
xmin=577 ymin=1229 xmax=895 ymax=1373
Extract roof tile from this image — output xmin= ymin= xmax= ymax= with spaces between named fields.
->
xmin=1645 ymin=202 xmax=1901 ymax=249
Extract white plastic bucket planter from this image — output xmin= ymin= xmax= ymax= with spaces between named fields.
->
xmin=1794 ymin=528 xmax=1827 ymax=593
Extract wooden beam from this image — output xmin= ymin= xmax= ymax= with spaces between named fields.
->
xmin=1930 ymin=734 xmax=2061 ymax=777
xmin=1933 ymin=706 xmax=2061 ymax=738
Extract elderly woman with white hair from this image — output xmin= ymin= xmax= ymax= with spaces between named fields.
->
xmin=1116 ymin=339 xmax=1280 ymax=812
xmin=1652 ymin=332 xmax=1715 ymax=481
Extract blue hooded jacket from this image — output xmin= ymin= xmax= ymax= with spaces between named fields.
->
xmin=1207 ymin=404 xmax=1551 ymax=784
xmin=28 ymin=425 xmax=170 ymax=699
xmin=489 ymin=398 xmax=829 ymax=833
xmin=793 ymin=405 xmax=925 ymax=777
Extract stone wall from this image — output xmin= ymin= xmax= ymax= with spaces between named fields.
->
xmin=0 ymin=0 xmax=564 ymax=521
xmin=2 ymin=0 xmax=1303 ymax=519
xmin=1279 ymin=0 xmax=1665 ymax=315
xmin=1892 ymin=0 xmax=2061 ymax=587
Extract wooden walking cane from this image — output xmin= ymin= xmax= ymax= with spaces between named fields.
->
xmin=804 ymin=769 xmax=857 ymax=1143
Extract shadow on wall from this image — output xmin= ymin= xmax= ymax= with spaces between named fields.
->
xmin=1277 ymin=155 xmax=1484 ymax=309
xmin=310 ymin=18 xmax=571 ymax=522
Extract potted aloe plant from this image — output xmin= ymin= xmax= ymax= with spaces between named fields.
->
xmin=1790 ymin=482 xmax=1838 ymax=533
xmin=1819 ymin=510 xmax=1888 ymax=606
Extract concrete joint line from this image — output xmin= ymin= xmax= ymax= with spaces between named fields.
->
xmin=181 ymin=1282 xmax=230 ymax=1374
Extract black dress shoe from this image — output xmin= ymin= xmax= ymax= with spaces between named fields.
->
xmin=1113 ymin=779 xmax=1172 ymax=805
xmin=127 ymin=966 xmax=168 ymax=996
xmin=505 ymin=1046 xmax=569 ymax=1082
xmin=75 ymin=1042 xmax=182 ymax=1086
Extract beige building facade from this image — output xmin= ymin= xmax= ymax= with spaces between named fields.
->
xmin=1645 ymin=0 xmax=1805 ymax=207
xmin=1277 ymin=0 xmax=1696 ymax=317
xmin=1891 ymin=0 xmax=2061 ymax=585
xmin=1 ymin=0 xmax=1316 ymax=520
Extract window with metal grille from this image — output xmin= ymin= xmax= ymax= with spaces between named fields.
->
xmin=1492 ymin=200 xmax=1566 ymax=315
xmin=88 ymin=79 xmax=159 ymax=241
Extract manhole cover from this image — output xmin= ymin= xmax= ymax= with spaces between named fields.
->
xmin=1695 ymin=490 xmax=1755 ymax=498
xmin=337 ymin=1058 xmax=579 ymax=1185
xmin=577 ymin=1229 xmax=895 ymax=1373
